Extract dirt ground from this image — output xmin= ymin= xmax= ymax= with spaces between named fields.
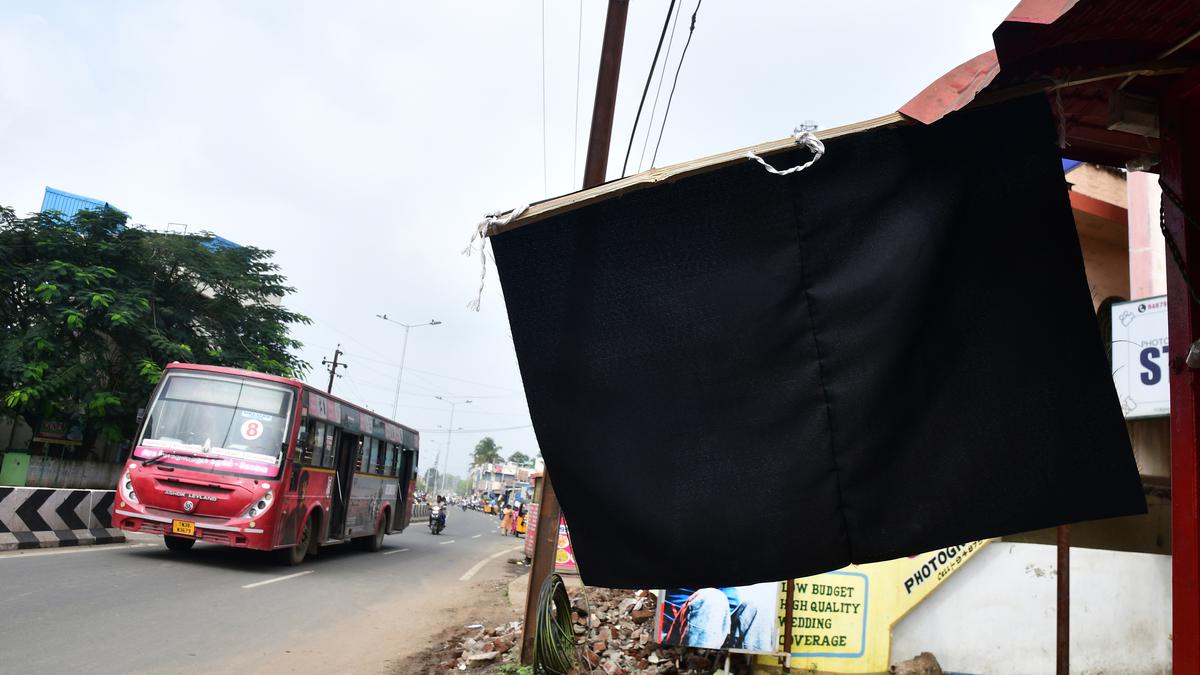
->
xmin=390 ymin=571 xmax=765 ymax=675
xmin=389 ymin=565 xmax=527 ymax=675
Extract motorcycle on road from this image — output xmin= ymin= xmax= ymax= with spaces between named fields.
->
xmin=429 ymin=505 xmax=445 ymax=535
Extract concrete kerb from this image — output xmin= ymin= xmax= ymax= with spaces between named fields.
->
xmin=507 ymin=568 xmax=581 ymax=610
xmin=0 ymin=486 xmax=124 ymax=551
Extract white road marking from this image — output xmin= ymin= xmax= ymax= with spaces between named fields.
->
xmin=460 ymin=546 xmax=523 ymax=582
xmin=439 ymin=539 xmax=456 ymax=545
xmin=0 ymin=543 xmax=151 ymax=560
xmin=472 ymin=534 xmax=482 ymax=539
xmin=241 ymin=570 xmax=313 ymax=589
xmin=382 ymin=547 xmax=410 ymax=556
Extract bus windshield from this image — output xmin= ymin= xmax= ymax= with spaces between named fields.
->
xmin=139 ymin=372 xmax=296 ymax=464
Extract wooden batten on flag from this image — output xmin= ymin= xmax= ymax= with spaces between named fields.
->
xmin=486 ymin=112 xmax=910 ymax=237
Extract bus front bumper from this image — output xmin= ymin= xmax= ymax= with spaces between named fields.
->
xmin=114 ymin=507 xmax=272 ymax=549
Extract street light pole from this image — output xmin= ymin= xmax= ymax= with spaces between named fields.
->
xmin=421 ymin=439 xmax=443 ymax=495
xmin=376 ymin=315 xmax=441 ymax=419
xmin=436 ymin=397 xmax=471 ymax=496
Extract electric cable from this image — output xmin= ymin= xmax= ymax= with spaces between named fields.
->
xmin=638 ymin=0 xmax=684 ymax=173
xmin=541 ymin=0 xmax=549 ymax=196
xmin=1159 ymin=176 xmax=1200 ymax=305
xmin=651 ymin=0 xmax=703 ymax=168
xmin=620 ymin=0 xmax=678 ymax=178
xmin=532 ymin=573 xmax=577 ymax=674
xmin=572 ymin=0 xmax=584 ymax=189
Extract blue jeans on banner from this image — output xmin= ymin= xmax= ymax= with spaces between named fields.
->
xmin=666 ymin=584 xmax=775 ymax=651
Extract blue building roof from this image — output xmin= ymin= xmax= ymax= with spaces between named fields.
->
xmin=202 ymin=234 xmax=242 ymax=252
xmin=41 ymin=186 xmax=124 ymax=220
xmin=40 ymin=185 xmax=242 ymax=249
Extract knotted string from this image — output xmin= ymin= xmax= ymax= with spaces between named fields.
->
xmin=746 ymin=129 xmax=825 ymax=175
xmin=463 ymin=205 xmax=529 ymax=311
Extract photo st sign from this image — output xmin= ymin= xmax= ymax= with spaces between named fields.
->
xmin=1111 ymin=296 xmax=1169 ymax=419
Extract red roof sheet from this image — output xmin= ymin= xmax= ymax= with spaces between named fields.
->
xmin=900 ymin=0 xmax=1200 ymax=165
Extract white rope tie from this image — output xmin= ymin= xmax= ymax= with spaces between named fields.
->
xmin=1053 ymin=84 xmax=1071 ymax=149
xmin=746 ymin=129 xmax=825 ymax=176
xmin=463 ymin=205 xmax=529 ymax=311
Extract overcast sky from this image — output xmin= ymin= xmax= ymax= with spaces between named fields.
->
xmin=0 ymin=0 xmax=1014 ymax=482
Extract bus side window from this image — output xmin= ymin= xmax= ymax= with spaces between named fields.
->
xmin=310 ymin=423 xmax=327 ymax=466
xmin=322 ymin=425 xmax=338 ymax=469
xmin=384 ymin=444 xmax=396 ymax=476
xmin=300 ymin=420 xmax=316 ymax=464
xmin=367 ymin=438 xmax=380 ymax=474
xmin=357 ymin=437 xmax=369 ymax=473
xmin=376 ymin=441 xmax=391 ymax=473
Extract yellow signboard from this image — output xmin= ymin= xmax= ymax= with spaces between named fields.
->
xmin=766 ymin=540 xmax=989 ymax=673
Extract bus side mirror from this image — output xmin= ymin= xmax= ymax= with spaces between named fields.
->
xmin=136 ymin=407 xmax=146 ymax=423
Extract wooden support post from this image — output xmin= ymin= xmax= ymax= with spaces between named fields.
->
xmin=1164 ymin=69 xmax=1200 ymax=675
xmin=783 ymin=579 xmax=795 ymax=671
xmin=1056 ymin=524 xmax=1070 ymax=675
xmin=520 ymin=0 xmax=629 ymax=665
xmin=581 ymin=0 xmax=629 ymax=190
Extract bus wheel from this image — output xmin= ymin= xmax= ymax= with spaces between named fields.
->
xmin=362 ymin=510 xmax=387 ymax=552
xmin=164 ymin=535 xmax=195 ymax=552
xmin=277 ymin=515 xmax=312 ymax=566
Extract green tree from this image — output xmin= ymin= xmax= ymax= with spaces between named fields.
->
xmin=472 ymin=436 xmax=503 ymax=465
xmin=0 ymin=205 xmax=310 ymax=449
xmin=507 ymin=451 xmax=532 ymax=468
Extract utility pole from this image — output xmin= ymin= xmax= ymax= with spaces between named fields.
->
xmin=522 ymin=0 xmax=629 ymax=664
xmin=435 ymin=396 xmax=471 ymax=496
xmin=322 ymin=345 xmax=347 ymax=394
xmin=376 ymin=315 xmax=442 ymax=420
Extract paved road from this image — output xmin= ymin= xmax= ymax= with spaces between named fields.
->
xmin=0 ymin=508 xmax=523 ymax=674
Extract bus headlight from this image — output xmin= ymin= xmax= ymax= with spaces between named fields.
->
xmin=121 ymin=471 xmax=139 ymax=504
xmin=241 ymin=491 xmax=273 ymax=519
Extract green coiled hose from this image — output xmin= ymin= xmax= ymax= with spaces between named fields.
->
xmin=532 ymin=573 xmax=580 ymax=674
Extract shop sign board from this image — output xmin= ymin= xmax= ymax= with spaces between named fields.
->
xmin=653 ymin=540 xmax=989 ymax=670
xmin=1111 ymin=296 xmax=1170 ymax=419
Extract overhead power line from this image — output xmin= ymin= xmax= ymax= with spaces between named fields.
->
xmin=541 ymin=0 xmax=549 ymax=196
xmin=416 ymin=424 xmax=533 ymax=434
xmin=306 ymin=344 xmax=520 ymax=393
xmin=572 ymin=0 xmax=584 ymax=188
xmin=651 ymin=0 xmax=703 ymax=168
xmin=638 ymin=0 xmax=684 ymax=173
xmin=621 ymin=0 xmax=678 ymax=178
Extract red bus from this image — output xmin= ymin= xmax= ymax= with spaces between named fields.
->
xmin=113 ymin=363 xmax=420 ymax=564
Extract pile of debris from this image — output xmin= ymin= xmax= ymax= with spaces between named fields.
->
xmin=446 ymin=620 xmax=524 ymax=670
xmin=446 ymin=587 xmax=741 ymax=674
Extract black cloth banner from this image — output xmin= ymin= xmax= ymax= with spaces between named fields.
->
xmin=492 ymin=96 xmax=1146 ymax=589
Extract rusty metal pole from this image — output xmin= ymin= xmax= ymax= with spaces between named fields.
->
xmin=1056 ymin=524 xmax=1070 ymax=675
xmin=782 ymin=579 xmax=795 ymax=671
xmin=1163 ymin=70 xmax=1200 ymax=674
xmin=581 ymin=0 xmax=629 ymax=190
xmin=521 ymin=0 xmax=629 ymax=665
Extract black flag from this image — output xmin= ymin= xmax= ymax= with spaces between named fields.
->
xmin=492 ymin=96 xmax=1146 ymax=589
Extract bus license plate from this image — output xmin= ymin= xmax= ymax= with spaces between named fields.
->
xmin=171 ymin=520 xmax=195 ymax=536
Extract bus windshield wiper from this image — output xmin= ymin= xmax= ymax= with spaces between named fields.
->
xmin=143 ymin=450 xmax=196 ymax=467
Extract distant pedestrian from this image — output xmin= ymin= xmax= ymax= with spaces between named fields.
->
xmin=509 ymin=505 xmax=521 ymax=536
xmin=500 ymin=505 xmax=513 ymax=535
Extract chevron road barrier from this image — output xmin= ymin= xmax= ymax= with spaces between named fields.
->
xmin=412 ymin=503 xmax=430 ymax=523
xmin=0 ymin=487 xmax=125 ymax=551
